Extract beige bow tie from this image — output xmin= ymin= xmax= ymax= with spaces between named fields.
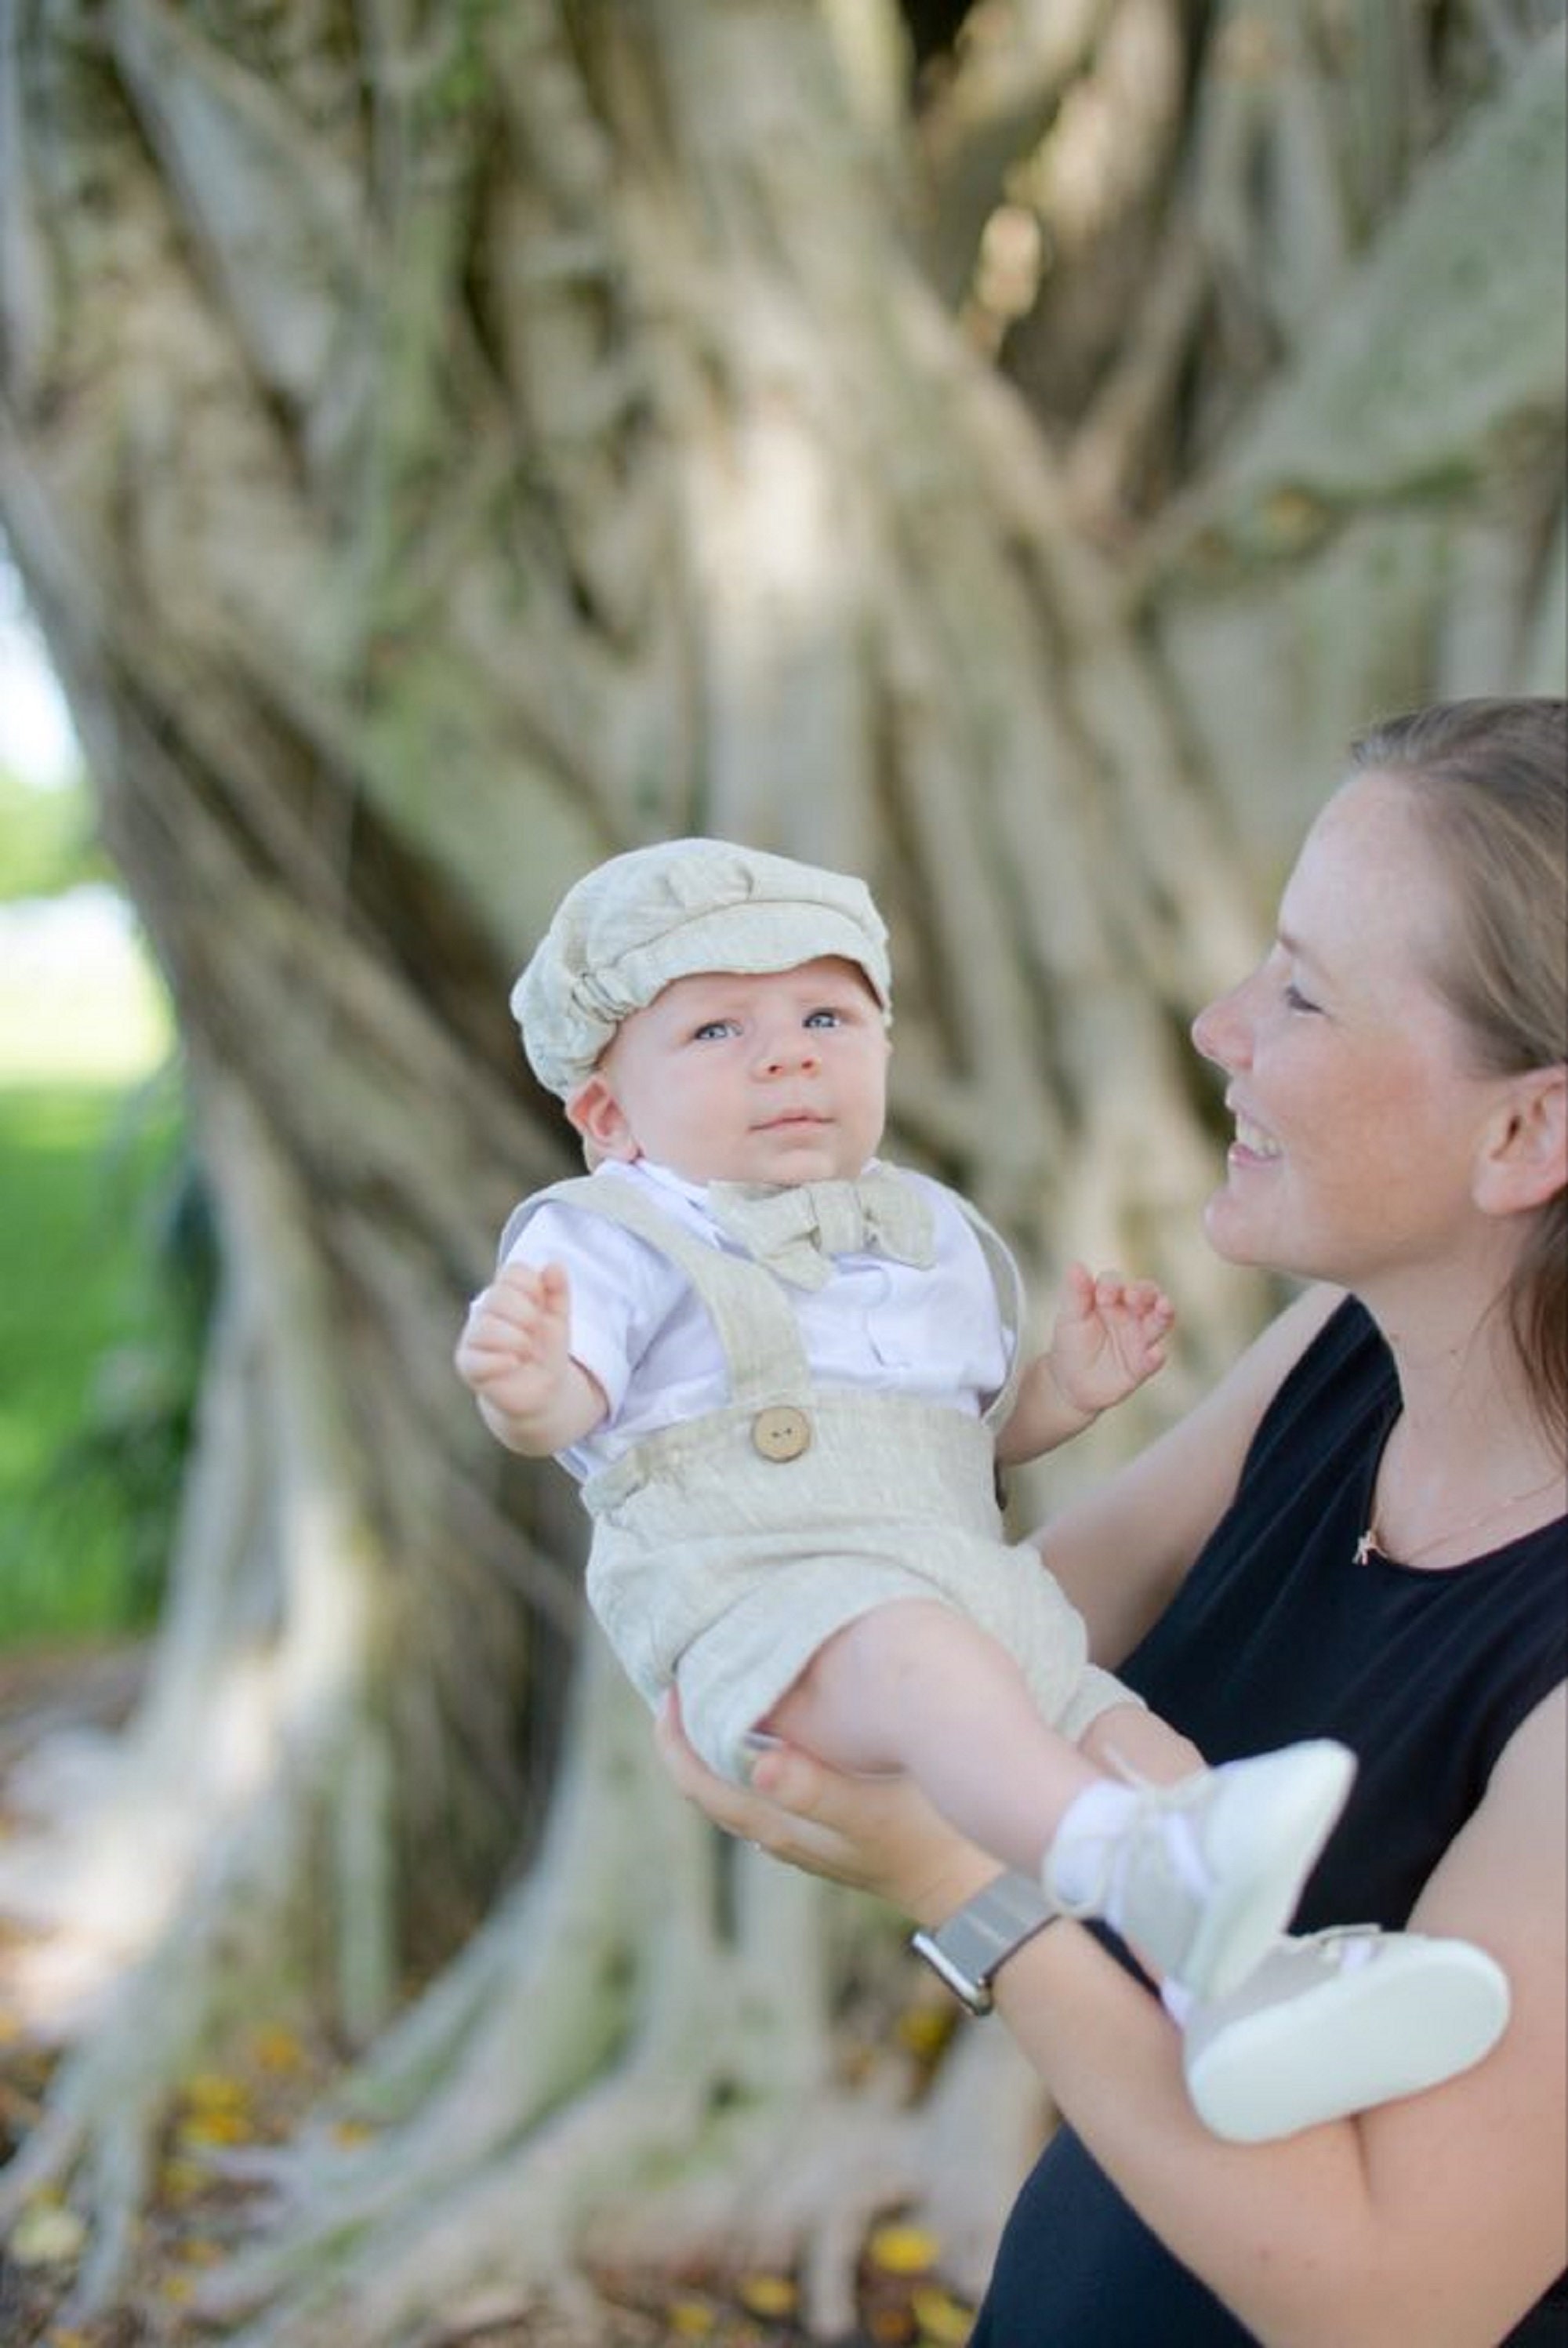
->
xmin=706 ymin=1171 xmax=936 ymax=1290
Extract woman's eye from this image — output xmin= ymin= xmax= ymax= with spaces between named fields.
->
xmin=1283 ymin=983 xmax=1320 ymax=1014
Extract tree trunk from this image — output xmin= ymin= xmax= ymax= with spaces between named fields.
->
xmin=1 ymin=0 xmax=1561 ymax=2337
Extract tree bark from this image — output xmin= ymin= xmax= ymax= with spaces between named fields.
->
xmin=1 ymin=0 xmax=1561 ymax=2335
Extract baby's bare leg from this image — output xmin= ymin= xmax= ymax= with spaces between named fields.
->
xmin=1080 ymin=1702 xmax=1203 ymax=1787
xmin=762 ymin=1599 xmax=1105 ymax=1877
xmin=764 ymin=1613 xmax=1350 ymax=2012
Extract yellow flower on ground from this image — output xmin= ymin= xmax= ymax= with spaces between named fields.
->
xmin=912 ymin=2283 xmax=975 ymax=2343
xmin=867 ymin=2221 xmax=941 ymax=2275
xmin=667 ymin=2297 xmax=718 ymax=2335
xmin=738 ymin=2270 xmax=799 ymax=2318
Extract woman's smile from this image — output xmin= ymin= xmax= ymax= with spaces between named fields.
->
xmin=1226 ymin=1101 xmax=1283 ymax=1166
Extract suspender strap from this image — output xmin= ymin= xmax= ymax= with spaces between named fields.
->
xmin=504 ymin=1175 xmax=812 ymax=1407
xmin=949 ymin=1196 xmax=1026 ymax=1432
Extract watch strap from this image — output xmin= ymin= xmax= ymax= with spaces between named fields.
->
xmin=910 ymin=1871 xmax=1062 ymax=2015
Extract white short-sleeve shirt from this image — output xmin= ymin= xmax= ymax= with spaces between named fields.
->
xmin=504 ymin=1158 xmax=1014 ymax=1479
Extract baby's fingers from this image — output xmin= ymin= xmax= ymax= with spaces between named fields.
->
xmin=1124 ymin=1278 xmax=1175 ymax=1328
xmin=535 ymin=1261 xmax=572 ymax=1320
xmin=490 ymin=1261 xmax=551 ymax=1309
xmin=1056 ymin=1260 xmax=1100 ymax=1321
xmin=477 ymin=1262 xmax=570 ymax=1331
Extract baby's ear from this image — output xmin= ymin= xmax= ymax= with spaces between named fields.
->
xmin=566 ymin=1075 xmax=639 ymax=1163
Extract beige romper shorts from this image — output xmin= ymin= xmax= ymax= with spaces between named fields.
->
xmin=510 ymin=1174 xmax=1136 ymax=1782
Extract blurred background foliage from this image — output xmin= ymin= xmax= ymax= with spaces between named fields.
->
xmin=0 ymin=637 xmax=206 ymax=1648
xmin=0 ymin=3 xmax=1561 ymax=2334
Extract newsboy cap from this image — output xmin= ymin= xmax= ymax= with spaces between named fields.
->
xmin=512 ymin=837 xmax=893 ymax=1098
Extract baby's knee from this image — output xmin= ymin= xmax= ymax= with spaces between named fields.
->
xmin=766 ymin=1599 xmax=960 ymax=1729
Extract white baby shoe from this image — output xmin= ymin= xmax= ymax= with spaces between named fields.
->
xmin=1046 ymin=1740 xmax=1356 ymax=2001
xmin=1180 ymin=1923 xmax=1510 ymax=2143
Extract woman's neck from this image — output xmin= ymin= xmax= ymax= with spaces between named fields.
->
xmin=1363 ymin=1276 xmax=1563 ymax=1562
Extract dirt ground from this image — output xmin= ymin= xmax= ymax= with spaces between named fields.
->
xmin=1 ymin=2022 xmax=975 ymax=2348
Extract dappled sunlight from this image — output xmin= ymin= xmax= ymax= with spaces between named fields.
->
xmin=691 ymin=397 xmax=848 ymax=674
xmin=279 ymin=1504 xmax=381 ymax=1722
xmin=1013 ymin=0 xmax=1182 ymax=250
xmin=0 ymin=1646 xmax=285 ymax=2037
xmin=0 ymin=887 xmax=171 ymax=1084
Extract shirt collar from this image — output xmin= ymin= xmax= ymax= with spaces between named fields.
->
xmin=597 ymin=1156 xmax=884 ymax=1213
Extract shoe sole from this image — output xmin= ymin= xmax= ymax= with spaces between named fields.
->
xmin=1187 ymin=1940 xmax=1510 ymax=2143
xmin=1182 ymin=1742 xmax=1356 ymax=2000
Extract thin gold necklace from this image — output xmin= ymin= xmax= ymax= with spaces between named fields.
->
xmin=1355 ymin=1469 xmax=1565 ymax=1568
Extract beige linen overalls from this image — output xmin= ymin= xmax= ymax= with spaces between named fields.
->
xmin=507 ymin=1174 xmax=1135 ymax=1782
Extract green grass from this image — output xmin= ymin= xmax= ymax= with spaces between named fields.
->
xmin=0 ymin=892 xmax=204 ymax=1647
xmin=0 ymin=1077 xmax=201 ymax=1643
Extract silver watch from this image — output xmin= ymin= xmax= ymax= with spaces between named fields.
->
xmin=910 ymin=1871 xmax=1062 ymax=2015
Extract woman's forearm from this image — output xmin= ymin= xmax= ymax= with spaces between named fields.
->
xmin=713 ymin=1724 xmax=1559 ymax=2348
xmin=985 ymin=1895 xmax=1555 ymax=2348
xmin=987 ymin=1924 xmax=1388 ymax=2346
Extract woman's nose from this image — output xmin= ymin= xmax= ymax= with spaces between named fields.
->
xmin=1191 ymin=978 xmax=1248 ymax=1070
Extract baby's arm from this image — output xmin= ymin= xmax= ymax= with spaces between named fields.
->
xmin=455 ymin=1261 xmax=608 ymax=1455
xmin=996 ymin=1261 xmax=1173 ymax=1468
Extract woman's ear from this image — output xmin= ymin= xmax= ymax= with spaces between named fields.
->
xmin=566 ymin=1074 xmax=640 ymax=1163
xmin=1474 ymin=1066 xmax=1567 ymax=1216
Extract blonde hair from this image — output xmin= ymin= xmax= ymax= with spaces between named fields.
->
xmin=1349 ymin=698 xmax=1567 ymax=1443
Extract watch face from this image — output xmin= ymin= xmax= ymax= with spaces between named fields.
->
xmin=910 ymin=1872 xmax=1058 ymax=2014
xmin=910 ymin=1927 xmax=992 ymax=2013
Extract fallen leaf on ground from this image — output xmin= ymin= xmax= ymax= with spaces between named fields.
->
xmin=9 ymin=2195 xmax=88 ymax=2266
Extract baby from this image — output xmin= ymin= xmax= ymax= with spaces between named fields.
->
xmin=458 ymin=838 xmax=1508 ymax=2139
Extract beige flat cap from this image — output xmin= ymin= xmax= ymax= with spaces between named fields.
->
xmin=512 ymin=837 xmax=892 ymax=1098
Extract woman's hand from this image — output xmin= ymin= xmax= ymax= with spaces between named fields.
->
xmin=654 ymin=1693 xmax=1000 ymax=1930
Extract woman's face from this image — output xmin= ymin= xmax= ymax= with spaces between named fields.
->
xmin=1191 ymin=771 xmax=1518 ymax=1294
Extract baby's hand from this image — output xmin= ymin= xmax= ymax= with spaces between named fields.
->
xmin=1047 ymin=1261 xmax=1174 ymax=1417
xmin=455 ymin=1261 xmax=576 ymax=1423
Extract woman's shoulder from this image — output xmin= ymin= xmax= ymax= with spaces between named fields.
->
xmin=1278 ymin=1285 xmax=1382 ymax=1377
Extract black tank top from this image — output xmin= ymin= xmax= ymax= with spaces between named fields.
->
xmin=971 ymin=1297 xmax=1568 ymax=2347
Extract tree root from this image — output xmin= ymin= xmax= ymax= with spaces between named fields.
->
xmin=580 ymin=2024 xmax=1048 ymax=2339
xmin=2 ymin=1616 xmax=1051 ymax=2345
xmin=0 ymin=1657 xmax=399 ymax=2317
xmin=0 ymin=1765 xmax=308 ymax=2318
xmin=199 ymin=1983 xmax=1048 ymax=2348
xmin=163 ymin=1650 xmax=1047 ymax=2347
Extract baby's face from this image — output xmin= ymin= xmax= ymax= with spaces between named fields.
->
xmin=568 ymin=957 xmax=890 ymax=1187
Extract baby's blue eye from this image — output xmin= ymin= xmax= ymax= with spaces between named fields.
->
xmin=691 ymin=1019 xmax=739 ymax=1043
xmin=804 ymin=1007 xmax=843 ymax=1029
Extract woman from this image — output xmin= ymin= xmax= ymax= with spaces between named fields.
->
xmin=659 ymin=697 xmax=1567 ymax=2346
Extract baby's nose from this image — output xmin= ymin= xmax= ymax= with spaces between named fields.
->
xmin=760 ymin=1032 xmax=818 ymax=1073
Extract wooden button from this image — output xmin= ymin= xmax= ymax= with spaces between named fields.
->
xmin=752 ymin=1405 xmax=811 ymax=1461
